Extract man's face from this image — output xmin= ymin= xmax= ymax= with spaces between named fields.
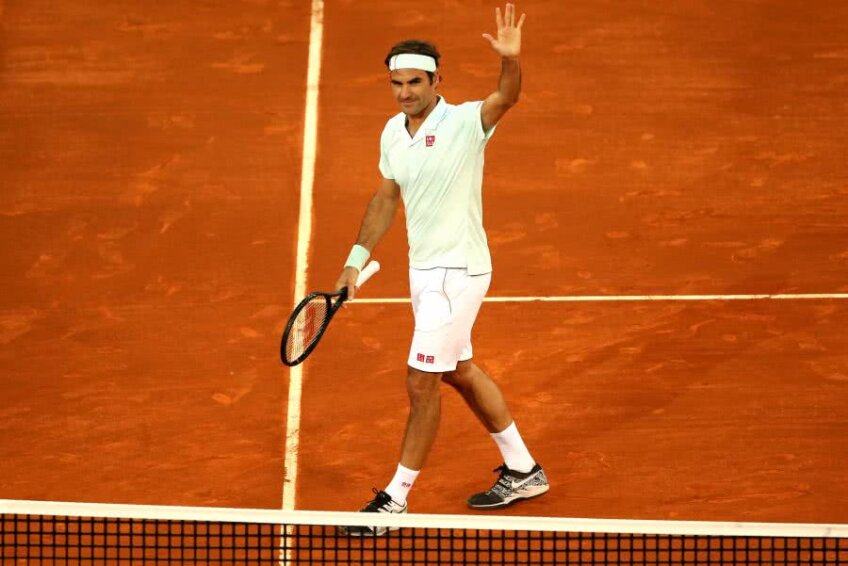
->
xmin=390 ymin=69 xmax=439 ymax=117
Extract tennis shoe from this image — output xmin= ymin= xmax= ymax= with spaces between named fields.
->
xmin=467 ymin=463 xmax=549 ymax=509
xmin=340 ymin=488 xmax=407 ymax=536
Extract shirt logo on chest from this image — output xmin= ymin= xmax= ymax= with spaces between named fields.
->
xmin=425 ymin=134 xmax=435 ymax=147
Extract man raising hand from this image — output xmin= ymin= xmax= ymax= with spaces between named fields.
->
xmin=338 ymin=4 xmax=547 ymax=535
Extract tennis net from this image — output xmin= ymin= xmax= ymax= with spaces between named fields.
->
xmin=2 ymin=499 xmax=846 ymax=565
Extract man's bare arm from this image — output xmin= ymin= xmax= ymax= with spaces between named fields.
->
xmin=482 ymin=58 xmax=521 ymax=132
xmin=354 ymin=177 xmax=401 ymax=251
xmin=481 ymin=3 xmax=526 ymax=132
xmin=336 ymin=177 xmax=401 ymax=298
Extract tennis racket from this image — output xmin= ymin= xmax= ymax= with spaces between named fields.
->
xmin=280 ymin=261 xmax=381 ymax=367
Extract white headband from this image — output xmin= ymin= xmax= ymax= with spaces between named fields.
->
xmin=388 ymin=53 xmax=437 ymax=72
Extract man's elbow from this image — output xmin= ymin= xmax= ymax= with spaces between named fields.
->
xmin=497 ymin=91 xmax=519 ymax=108
xmin=377 ymin=190 xmax=401 ymax=210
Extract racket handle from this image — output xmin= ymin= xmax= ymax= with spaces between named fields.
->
xmin=356 ymin=260 xmax=381 ymax=287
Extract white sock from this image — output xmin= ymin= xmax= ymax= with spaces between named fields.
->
xmin=491 ymin=421 xmax=536 ymax=473
xmin=384 ymin=464 xmax=419 ymax=505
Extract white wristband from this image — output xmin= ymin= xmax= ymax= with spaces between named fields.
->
xmin=344 ymin=244 xmax=370 ymax=271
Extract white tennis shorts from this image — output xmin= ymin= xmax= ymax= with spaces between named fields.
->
xmin=407 ymin=267 xmax=491 ymax=372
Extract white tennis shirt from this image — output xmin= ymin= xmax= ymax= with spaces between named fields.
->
xmin=379 ymin=97 xmax=496 ymax=275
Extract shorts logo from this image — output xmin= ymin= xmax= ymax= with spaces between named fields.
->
xmin=425 ymin=135 xmax=435 ymax=147
xmin=416 ymin=353 xmax=435 ymax=364
xmin=425 ymin=355 xmax=435 ymax=364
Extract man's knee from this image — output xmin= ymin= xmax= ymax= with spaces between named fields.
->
xmin=406 ymin=366 xmax=442 ymax=408
xmin=442 ymin=360 xmax=477 ymax=391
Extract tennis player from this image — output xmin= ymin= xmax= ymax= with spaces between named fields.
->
xmin=336 ymin=4 xmax=547 ymax=532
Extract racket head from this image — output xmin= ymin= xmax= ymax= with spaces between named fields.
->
xmin=279 ymin=260 xmax=378 ymax=366
xmin=280 ymin=292 xmax=342 ymax=366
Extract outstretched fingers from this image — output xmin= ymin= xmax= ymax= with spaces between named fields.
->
xmin=498 ymin=4 xmax=525 ymax=30
xmin=486 ymin=4 xmax=525 ymax=48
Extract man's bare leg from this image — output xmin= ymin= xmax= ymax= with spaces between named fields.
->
xmin=399 ymin=366 xmax=443 ymax=470
xmin=442 ymin=360 xmax=512 ymax=433
xmin=375 ymin=366 xmax=443 ymax=510
xmin=443 ymin=359 xmax=549 ymax=508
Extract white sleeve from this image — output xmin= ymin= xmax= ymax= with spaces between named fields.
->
xmin=459 ymin=101 xmax=497 ymax=142
xmin=378 ymin=124 xmax=395 ymax=179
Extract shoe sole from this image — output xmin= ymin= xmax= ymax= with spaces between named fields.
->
xmin=340 ymin=525 xmax=401 ymax=537
xmin=466 ymin=484 xmax=550 ymax=510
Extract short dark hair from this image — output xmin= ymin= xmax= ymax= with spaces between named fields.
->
xmin=384 ymin=39 xmax=441 ymax=83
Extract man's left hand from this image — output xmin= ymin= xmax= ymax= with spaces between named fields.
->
xmin=482 ymin=3 xmax=526 ymax=58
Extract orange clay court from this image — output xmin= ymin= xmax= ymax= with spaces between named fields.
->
xmin=1 ymin=1 xmax=848 ymax=526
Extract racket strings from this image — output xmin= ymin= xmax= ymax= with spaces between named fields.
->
xmin=285 ymin=295 xmax=330 ymax=363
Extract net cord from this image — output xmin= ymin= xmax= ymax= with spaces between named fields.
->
xmin=2 ymin=500 xmax=846 ymax=539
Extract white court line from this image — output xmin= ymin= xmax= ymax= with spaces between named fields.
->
xmin=352 ymin=293 xmax=848 ymax=304
xmin=283 ymin=0 xmax=323 ymax=514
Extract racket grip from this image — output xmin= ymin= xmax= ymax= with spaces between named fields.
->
xmin=355 ymin=260 xmax=381 ymax=287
